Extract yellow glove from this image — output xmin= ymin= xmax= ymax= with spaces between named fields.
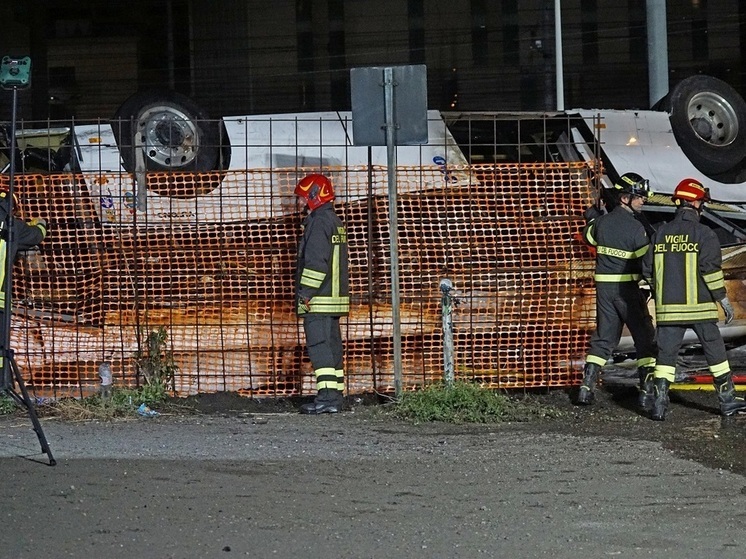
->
xmin=30 ymin=217 xmax=47 ymax=229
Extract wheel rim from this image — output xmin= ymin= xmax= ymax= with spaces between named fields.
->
xmin=136 ymin=105 xmax=200 ymax=168
xmin=687 ymin=91 xmax=739 ymax=147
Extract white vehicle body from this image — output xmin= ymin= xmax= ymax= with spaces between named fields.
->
xmin=575 ymin=109 xmax=746 ymax=206
xmin=7 ymin=76 xmax=746 ymax=356
xmin=73 ymin=110 xmax=468 ymax=225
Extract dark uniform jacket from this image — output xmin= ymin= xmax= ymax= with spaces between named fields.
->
xmin=583 ymin=205 xmax=650 ymax=284
xmin=0 ymin=203 xmax=47 ymax=308
xmin=295 ymin=203 xmax=349 ymax=316
xmin=642 ymin=207 xmax=725 ymax=324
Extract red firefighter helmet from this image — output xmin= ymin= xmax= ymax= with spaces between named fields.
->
xmin=295 ymin=174 xmax=335 ymax=211
xmin=672 ymin=178 xmax=710 ymax=204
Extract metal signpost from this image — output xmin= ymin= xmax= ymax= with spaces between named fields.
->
xmin=350 ymin=65 xmax=428 ymax=397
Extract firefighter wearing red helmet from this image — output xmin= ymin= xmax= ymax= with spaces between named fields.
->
xmin=642 ymin=178 xmax=746 ymax=420
xmin=294 ymin=174 xmax=349 ymax=414
xmin=0 ymin=185 xmax=47 ymax=382
xmin=576 ymin=172 xmax=657 ymax=410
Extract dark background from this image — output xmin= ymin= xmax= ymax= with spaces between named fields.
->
xmin=2 ymin=0 xmax=746 ymax=122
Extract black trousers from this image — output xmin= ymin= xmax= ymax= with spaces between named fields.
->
xmin=586 ymin=282 xmax=656 ymax=366
xmin=303 ymin=314 xmax=343 ymax=390
xmin=656 ymin=322 xmax=728 ymax=374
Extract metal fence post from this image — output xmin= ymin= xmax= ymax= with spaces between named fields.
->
xmin=440 ymin=278 xmax=456 ymax=388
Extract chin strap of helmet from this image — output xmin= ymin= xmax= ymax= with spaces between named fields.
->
xmin=618 ymin=193 xmax=640 ymax=214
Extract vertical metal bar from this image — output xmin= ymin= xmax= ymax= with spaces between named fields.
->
xmin=647 ymin=0 xmax=669 ymax=106
xmin=366 ymin=147 xmax=378 ymax=386
xmin=0 ymin=86 xmax=18 ymax=389
xmin=554 ymin=0 xmax=565 ymax=111
xmin=134 ymin=120 xmax=147 ymax=212
xmin=383 ymin=67 xmax=403 ymax=397
xmin=440 ymin=278 xmax=455 ymax=388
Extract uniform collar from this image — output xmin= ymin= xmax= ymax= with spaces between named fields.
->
xmin=676 ymin=206 xmax=701 ymax=222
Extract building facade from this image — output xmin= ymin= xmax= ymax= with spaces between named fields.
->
xmin=1 ymin=0 xmax=745 ymax=121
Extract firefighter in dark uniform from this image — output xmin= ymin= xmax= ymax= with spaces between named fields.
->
xmin=642 ymin=178 xmax=746 ymax=421
xmin=0 ymin=187 xmax=47 ymax=386
xmin=576 ymin=172 xmax=657 ymax=409
xmin=294 ymin=174 xmax=349 ymax=414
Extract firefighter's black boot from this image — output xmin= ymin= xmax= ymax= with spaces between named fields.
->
xmin=575 ymin=363 xmax=602 ymax=405
xmin=637 ymin=367 xmax=655 ymax=412
xmin=299 ymin=388 xmax=342 ymax=415
xmin=713 ymin=373 xmax=746 ymax=416
xmin=651 ymin=377 xmax=670 ymax=421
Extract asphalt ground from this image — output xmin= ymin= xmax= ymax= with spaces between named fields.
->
xmin=1 ymin=390 xmax=746 ymax=559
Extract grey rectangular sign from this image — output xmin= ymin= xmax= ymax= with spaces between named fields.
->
xmin=350 ymin=64 xmax=428 ymax=146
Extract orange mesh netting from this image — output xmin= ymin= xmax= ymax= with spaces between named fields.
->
xmin=0 ymin=162 xmax=597 ymax=398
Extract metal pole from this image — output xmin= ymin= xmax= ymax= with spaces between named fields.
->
xmin=554 ymin=0 xmax=565 ymax=111
xmin=0 ymin=86 xmax=18 ymax=389
xmin=383 ymin=68 xmax=403 ymax=397
xmin=647 ymin=0 xmax=669 ymax=107
xmin=440 ymin=278 xmax=455 ymax=388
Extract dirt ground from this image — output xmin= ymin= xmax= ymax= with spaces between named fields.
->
xmin=1 ymin=381 xmax=746 ymax=559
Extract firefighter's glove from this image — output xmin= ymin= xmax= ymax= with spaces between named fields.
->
xmin=30 ymin=217 xmax=47 ymax=229
xmin=720 ymin=297 xmax=735 ymax=325
xmin=640 ymin=278 xmax=655 ymax=303
xmin=583 ymin=203 xmax=604 ymax=223
xmin=639 ymin=284 xmax=653 ymax=304
xmin=297 ymin=296 xmax=311 ymax=315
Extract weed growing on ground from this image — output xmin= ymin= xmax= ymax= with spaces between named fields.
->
xmin=393 ymin=381 xmax=564 ymax=424
xmin=133 ymin=326 xmax=178 ymax=403
xmin=0 ymin=393 xmax=16 ymax=414
xmin=0 ymin=389 xmax=141 ymax=420
xmin=0 ymin=326 xmax=177 ymax=420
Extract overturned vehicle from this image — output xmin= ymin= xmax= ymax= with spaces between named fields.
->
xmin=1 ymin=74 xmax=745 ymax=397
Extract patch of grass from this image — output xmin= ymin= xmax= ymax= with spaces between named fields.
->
xmin=0 ymin=392 xmax=18 ymax=415
xmin=393 ymin=381 xmax=564 ymax=424
xmin=32 ymin=389 xmax=141 ymax=421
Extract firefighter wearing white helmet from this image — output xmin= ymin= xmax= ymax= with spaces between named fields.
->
xmin=576 ymin=172 xmax=657 ymax=410
xmin=642 ymin=178 xmax=746 ymax=421
xmin=294 ymin=174 xmax=349 ymax=414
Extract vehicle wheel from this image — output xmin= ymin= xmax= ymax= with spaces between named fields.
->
xmin=111 ymin=90 xmax=231 ymax=197
xmin=661 ymin=75 xmax=746 ymax=175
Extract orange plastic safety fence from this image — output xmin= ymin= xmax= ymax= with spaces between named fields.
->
xmin=0 ymin=162 xmax=596 ymax=398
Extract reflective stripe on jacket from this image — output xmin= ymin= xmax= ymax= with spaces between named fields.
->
xmin=642 ymin=207 xmax=724 ymax=324
xmin=582 ymin=205 xmax=650 ymax=284
xmin=295 ymin=203 xmax=349 ymax=316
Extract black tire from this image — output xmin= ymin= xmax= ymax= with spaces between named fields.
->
xmin=663 ymin=75 xmax=746 ymax=175
xmin=111 ymin=90 xmax=231 ymax=197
